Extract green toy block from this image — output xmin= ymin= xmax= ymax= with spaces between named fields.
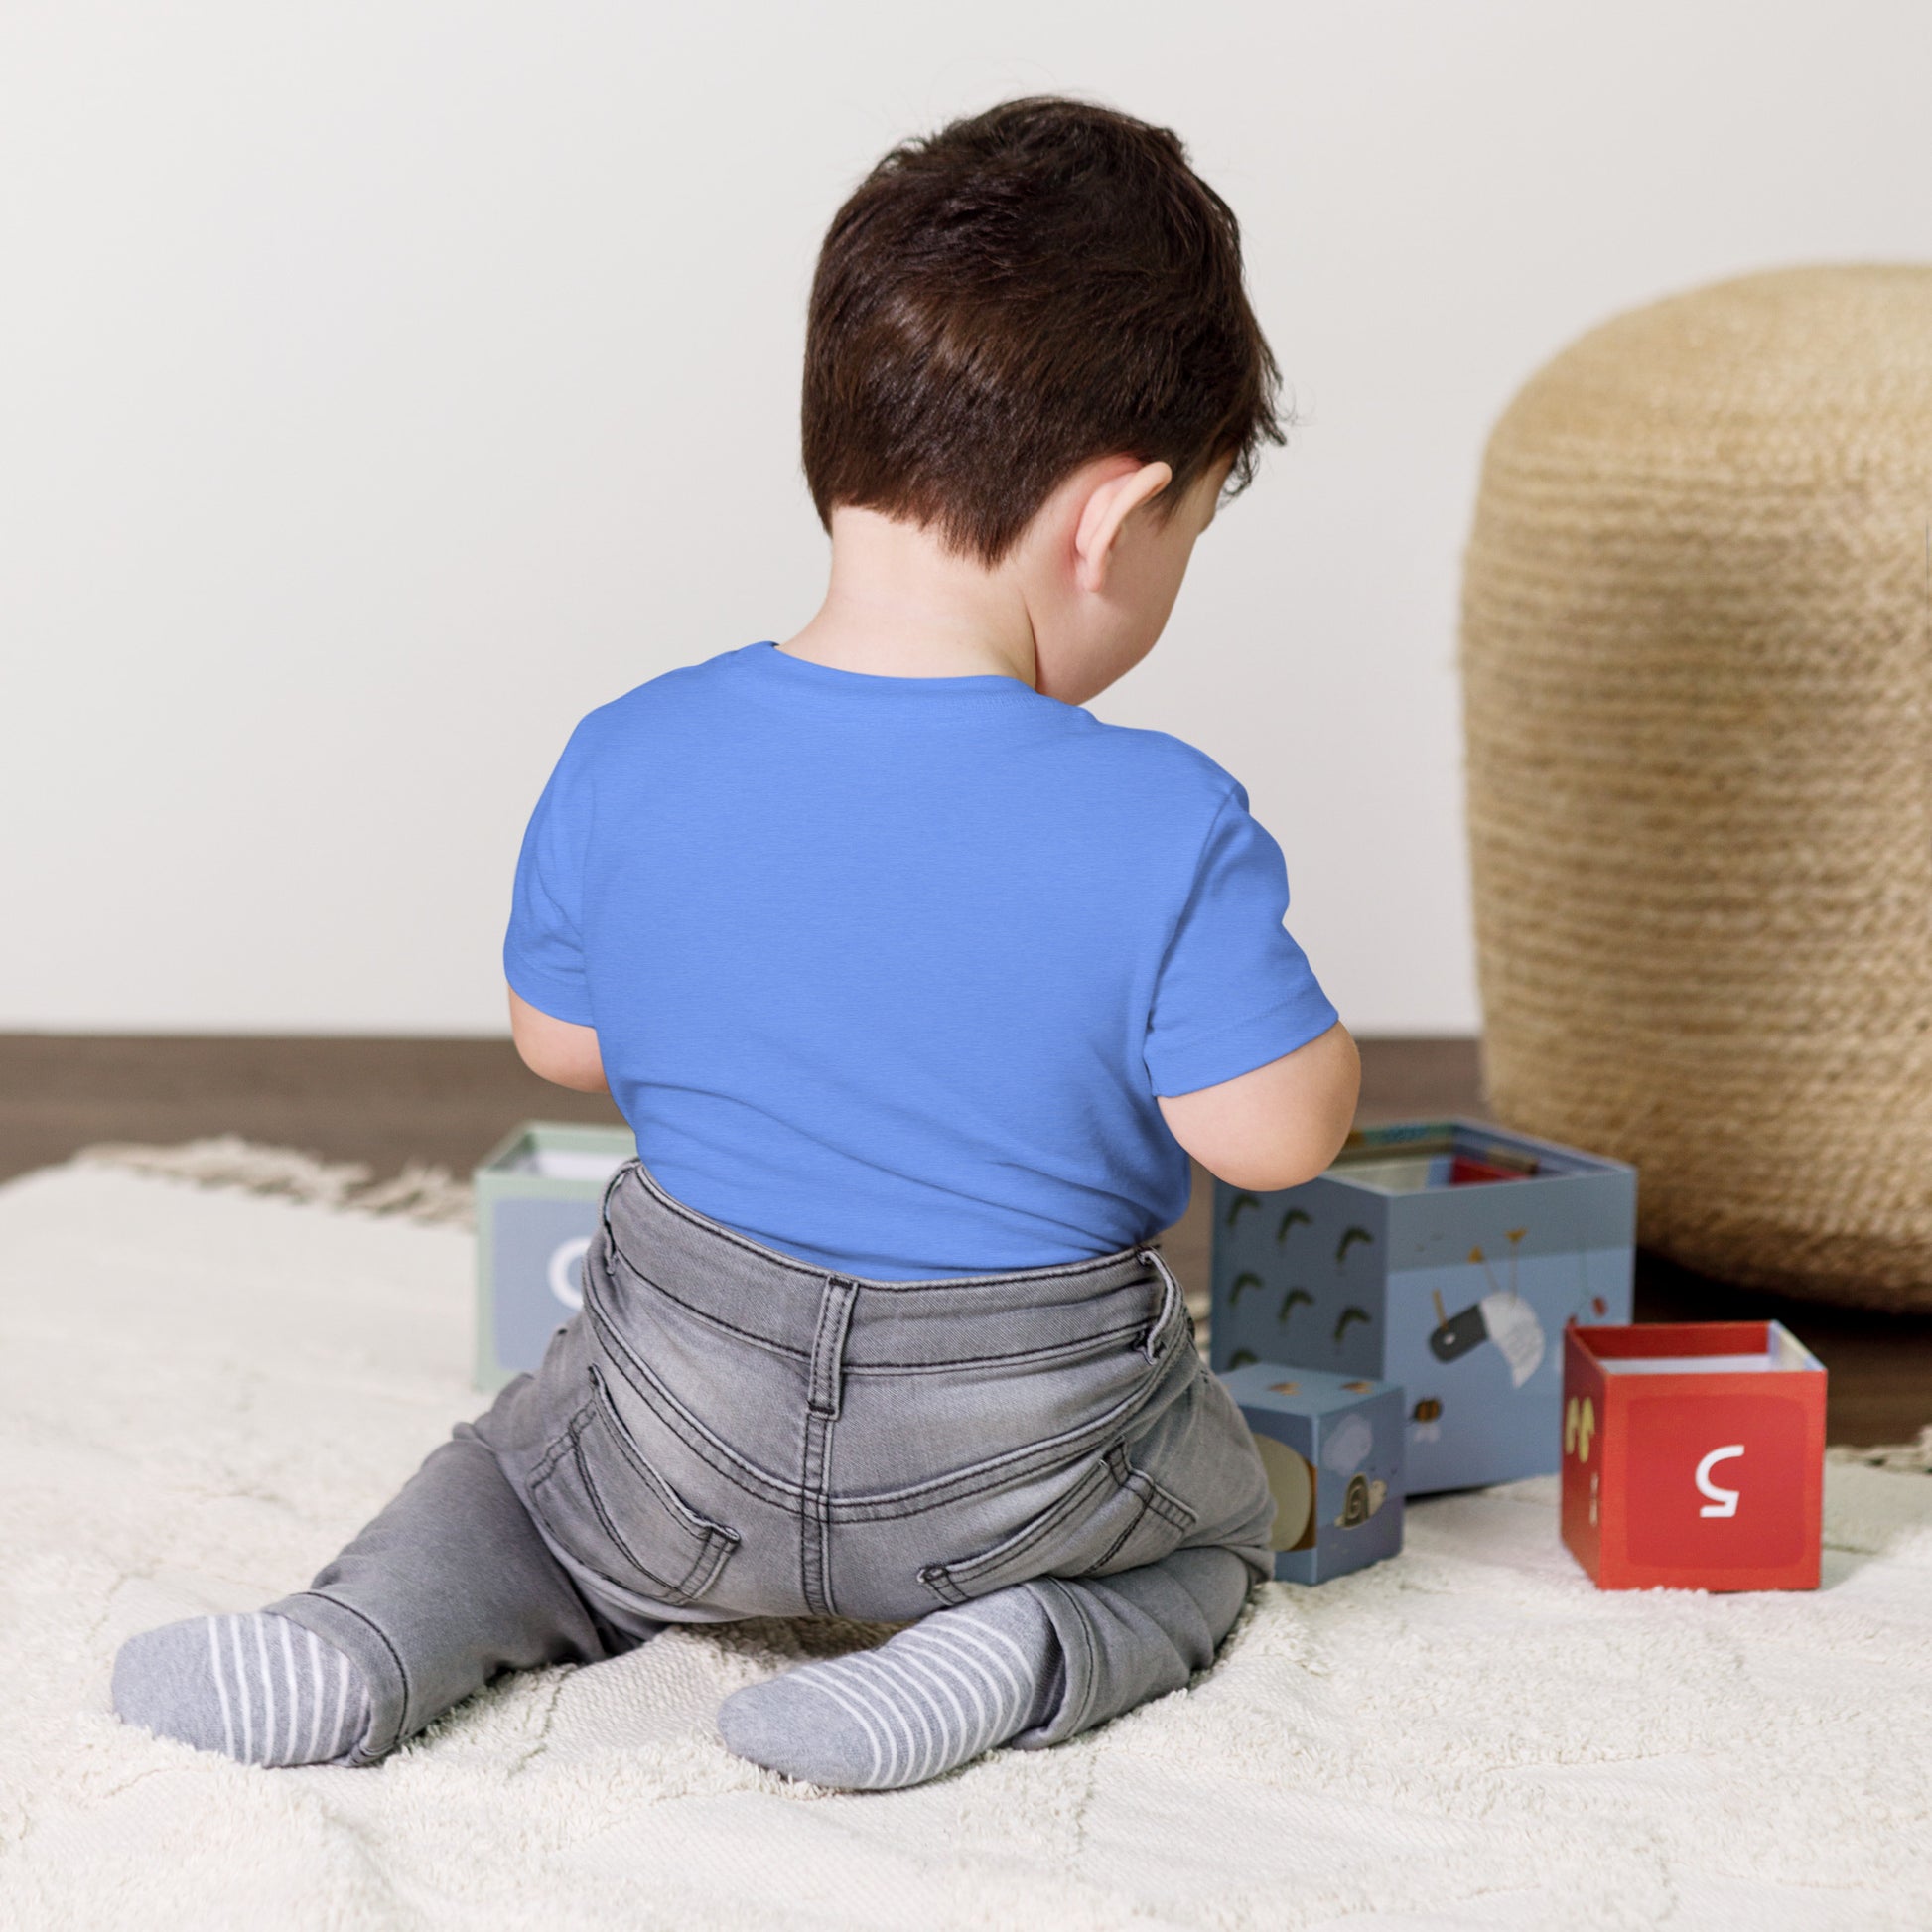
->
xmin=473 ymin=1120 xmax=636 ymax=1391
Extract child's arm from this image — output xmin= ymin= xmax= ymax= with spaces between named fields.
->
xmin=1157 ymin=1021 xmax=1360 ymax=1193
xmin=507 ymin=984 xmax=610 ymax=1094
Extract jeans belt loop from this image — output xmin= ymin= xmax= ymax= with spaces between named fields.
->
xmin=1137 ymin=1247 xmax=1181 ymax=1363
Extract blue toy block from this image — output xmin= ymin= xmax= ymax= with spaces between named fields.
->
xmin=1212 ymin=1118 xmax=1636 ymax=1495
xmin=474 ymin=1121 xmax=636 ymax=1390
xmin=1217 ymin=1360 xmax=1405 ymax=1584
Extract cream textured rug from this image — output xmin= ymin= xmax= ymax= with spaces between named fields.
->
xmin=2 ymin=1147 xmax=1928 ymax=1932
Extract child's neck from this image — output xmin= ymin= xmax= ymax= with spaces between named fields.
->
xmin=779 ymin=506 xmax=1039 ymax=684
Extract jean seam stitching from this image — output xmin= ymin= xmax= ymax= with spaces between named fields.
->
xmin=607 ymin=1238 xmax=811 ymax=1361
xmin=612 ymin=1237 xmax=1157 ymax=1372
xmin=1088 ymin=1483 xmax=1158 ymax=1574
xmin=587 ymin=1282 xmax=1180 ymax=1521
xmin=585 ymin=1258 xmax=800 ymax=1506
xmin=588 ymin=1365 xmax=740 ymax=1546
xmin=843 ymin=1322 xmax=1154 ymax=1373
xmin=571 ymin=1426 xmax=702 ymax=1603
xmin=527 ymin=1382 xmax=739 ymax=1604
xmin=798 ymin=1276 xmax=856 ymax=1615
xmin=920 ymin=1455 xmax=1119 ymax=1598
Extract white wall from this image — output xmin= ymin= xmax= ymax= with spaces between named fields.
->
xmin=4 ymin=1 xmax=1928 ymax=1036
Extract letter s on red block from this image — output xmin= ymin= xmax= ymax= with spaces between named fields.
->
xmin=1626 ymin=1393 xmax=1809 ymax=1573
xmin=1695 ymin=1444 xmax=1744 ymax=1518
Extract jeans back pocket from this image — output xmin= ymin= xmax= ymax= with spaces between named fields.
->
xmin=527 ymin=1363 xmax=741 ymax=1608
xmin=918 ymin=1442 xmax=1197 ymax=1607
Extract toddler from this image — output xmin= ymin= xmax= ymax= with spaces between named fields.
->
xmin=112 ymin=96 xmax=1359 ymax=1791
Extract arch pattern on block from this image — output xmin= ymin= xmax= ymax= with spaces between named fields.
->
xmin=1460 ymin=264 xmax=1932 ymax=1312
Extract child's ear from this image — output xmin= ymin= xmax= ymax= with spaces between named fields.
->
xmin=1072 ymin=460 xmax=1173 ymax=592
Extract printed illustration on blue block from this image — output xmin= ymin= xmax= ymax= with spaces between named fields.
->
xmin=1210 ymin=1120 xmax=1636 ymax=1495
xmin=1217 ymin=1361 xmax=1406 ymax=1585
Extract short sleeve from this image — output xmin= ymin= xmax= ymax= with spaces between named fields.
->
xmin=502 ymin=716 xmax=600 ymax=1027
xmin=1144 ymin=786 xmax=1340 ymax=1097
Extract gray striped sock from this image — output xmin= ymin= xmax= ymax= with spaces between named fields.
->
xmin=716 ymin=1586 xmax=1060 ymax=1789
xmin=112 ymin=1612 xmax=371 ymax=1767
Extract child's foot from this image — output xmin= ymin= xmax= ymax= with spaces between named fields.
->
xmin=716 ymin=1585 xmax=1060 ymax=1790
xmin=112 ymin=1612 xmax=371 ymax=1766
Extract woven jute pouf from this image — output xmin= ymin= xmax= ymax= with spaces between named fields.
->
xmin=1461 ymin=264 xmax=1932 ymax=1311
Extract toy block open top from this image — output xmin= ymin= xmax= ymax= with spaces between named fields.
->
xmin=1212 ymin=1119 xmax=1637 ymax=1495
xmin=1561 ymin=1320 xmax=1826 ymax=1592
xmin=1323 ymin=1122 xmax=1553 ymax=1194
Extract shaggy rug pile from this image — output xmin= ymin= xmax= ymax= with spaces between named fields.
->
xmin=1 ymin=1146 xmax=1927 ymax=1931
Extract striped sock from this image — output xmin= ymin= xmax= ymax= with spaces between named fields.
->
xmin=716 ymin=1586 xmax=1060 ymax=1790
xmin=112 ymin=1612 xmax=371 ymax=1767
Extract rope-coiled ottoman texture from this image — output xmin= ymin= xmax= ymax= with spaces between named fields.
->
xmin=1460 ymin=264 xmax=1932 ymax=1311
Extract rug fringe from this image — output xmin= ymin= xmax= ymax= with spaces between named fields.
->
xmin=1826 ymin=1428 xmax=1932 ymax=1475
xmin=70 ymin=1134 xmax=476 ymax=1230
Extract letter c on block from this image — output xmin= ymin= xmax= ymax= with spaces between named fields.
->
xmin=1696 ymin=1444 xmax=1744 ymax=1518
xmin=548 ymin=1235 xmax=591 ymax=1312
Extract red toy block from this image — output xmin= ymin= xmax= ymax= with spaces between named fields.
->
xmin=1561 ymin=1320 xmax=1825 ymax=1591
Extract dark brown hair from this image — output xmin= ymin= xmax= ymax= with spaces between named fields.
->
xmin=801 ymin=96 xmax=1286 ymax=565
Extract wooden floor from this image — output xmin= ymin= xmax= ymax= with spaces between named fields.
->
xmin=3 ymin=1033 xmax=1927 ymax=1445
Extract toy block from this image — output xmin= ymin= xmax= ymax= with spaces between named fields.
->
xmin=1561 ymin=1320 xmax=1826 ymax=1591
xmin=1217 ymin=1360 xmax=1405 ymax=1584
xmin=474 ymin=1121 xmax=636 ymax=1390
xmin=1212 ymin=1118 xmax=1636 ymax=1495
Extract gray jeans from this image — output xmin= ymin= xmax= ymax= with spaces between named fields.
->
xmin=270 ymin=1159 xmax=1274 ymax=1766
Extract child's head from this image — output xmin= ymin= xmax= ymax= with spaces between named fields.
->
xmin=803 ymin=96 xmax=1281 ymax=565
xmin=800 ymin=97 xmax=1284 ymax=699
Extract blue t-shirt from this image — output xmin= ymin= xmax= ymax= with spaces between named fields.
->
xmin=504 ymin=642 xmax=1338 ymax=1280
